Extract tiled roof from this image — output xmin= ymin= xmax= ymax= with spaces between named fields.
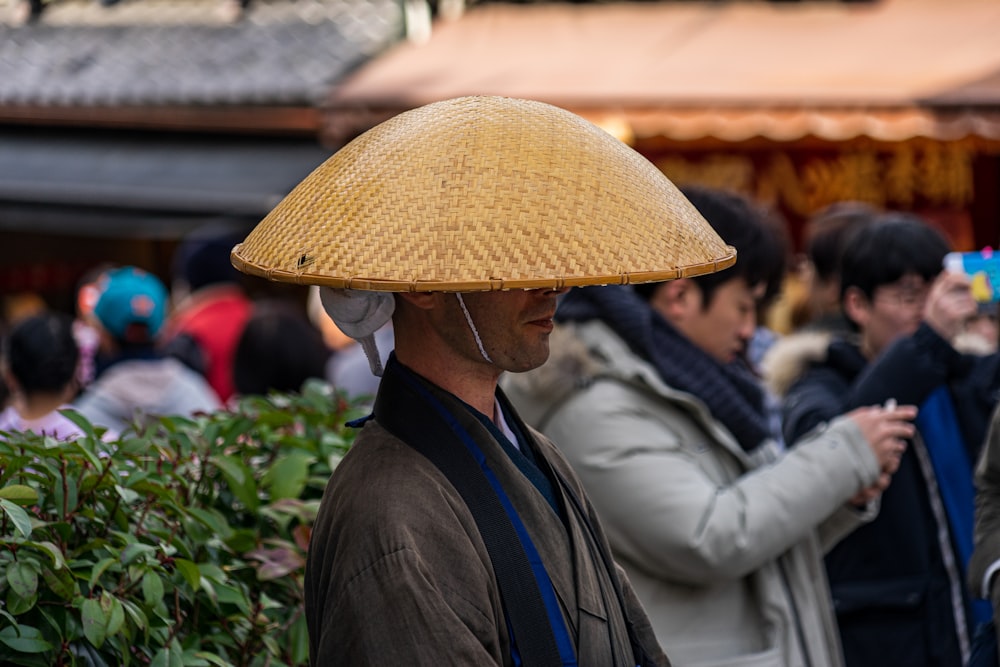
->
xmin=0 ymin=0 xmax=404 ymax=107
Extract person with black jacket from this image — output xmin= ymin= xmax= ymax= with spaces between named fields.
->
xmin=765 ymin=213 xmax=1000 ymax=666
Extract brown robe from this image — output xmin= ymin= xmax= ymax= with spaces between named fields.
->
xmin=304 ymin=363 xmax=669 ymax=666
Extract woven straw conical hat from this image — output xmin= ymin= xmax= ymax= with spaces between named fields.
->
xmin=231 ymin=96 xmax=736 ymax=292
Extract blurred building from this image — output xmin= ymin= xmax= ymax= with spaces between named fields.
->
xmin=323 ymin=0 xmax=1000 ymax=253
xmin=0 ymin=0 xmax=404 ymax=314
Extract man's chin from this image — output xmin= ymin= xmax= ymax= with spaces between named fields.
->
xmin=506 ymin=347 xmax=550 ymax=374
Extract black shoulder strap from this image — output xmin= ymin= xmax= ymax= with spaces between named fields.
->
xmin=373 ymin=360 xmax=566 ymax=666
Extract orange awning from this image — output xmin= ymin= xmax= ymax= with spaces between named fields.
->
xmin=325 ymin=0 xmax=1000 ymax=146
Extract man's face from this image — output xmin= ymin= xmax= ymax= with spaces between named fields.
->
xmin=671 ymin=278 xmax=762 ymax=364
xmin=850 ymin=272 xmax=930 ymax=358
xmin=436 ymin=287 xmax=569 ymax=373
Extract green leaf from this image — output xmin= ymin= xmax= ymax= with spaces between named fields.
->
xmin=81 ymin=596 xmax=109 ymax=648
xmin=128 ymin=479 xmax=173 ymax=500
xmin=0 ymin=625 xmax=54 ymax=653
xmin=150 ymin=648 xmax=169 ymax=667
xmin=47 ymin=521 xmax=73 ymax=545
xmin=150 ymin=639 xmax=184 ymax=667
xmin=51 ymin=472 xmax=79 ymax=520
xmin=0 ymin=485 xmax=38 ymax=505
xmin=210 ymin=455 xmax=259 ymax=511
xmin=184 ymin=508 xmax=233 ymax=539
xmin=262 ymin=452 xmax=312 ymax=500
xmin=196 ymin=563 xmax=226 ymax=585
xmin=68 ymin=436 xmax=104 ymax=470
xmin=41 ymin=564 xmax=77 ymax=601
xmin=78 ymin=471 xmax=102 ymax=494
xmin=213 ymin=583 xmax=250 ymax=613
xmin=89 ymin=556 xmax=119 ymax=589
xmin=36 ymin=606 xmax=68 ymax=644
xmin=6 ymin=561 xmax=38 ymax=598
xmin=24 ymin=540 xmax=66 ymax=570
xmin=117 ymin=437 xmax=151 ymax=456
xmin=221 ymin=528 xmax=257 ymax=554
xmin=289 ymin=612 xmax=310 ymax=664
xmin=191 ymin=652 xmax=232 ymax=667
xmin=69 ymin=640 xmax=113 ymax=667
xmin=261 ymin=633 xmax=281 ymax=656
xmin=120 ymin=599 xmax=148 ymax=633
xmin=177 ymin=652 xmax=212 ymax=667
xmin=210 ymin=455 xmax=245 ymax=485
xmin=120 ymin=543 xmax=156 ymax=566
xmin=103 ymin=592 xmax=125 ymax=637
xmin=141 ymin=572 xmax=165 ymax=608
xmin=114 ymin=483 xmax=142 ymax=505
xmin=6 ymin=589 xmax=37 ymax=615
xmin=0 ymin=609 xmax=17 ymax=626
xmin=58 ymin=408 xmax=100 ymax=442
xmin=0 ymin=498 xmax=32 ymax=538
xmin=173 ymin=558 xmax=200 ymax=590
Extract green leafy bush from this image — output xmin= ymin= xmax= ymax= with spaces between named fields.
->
xmin=0 ymin=380 xmax=363 ymax=666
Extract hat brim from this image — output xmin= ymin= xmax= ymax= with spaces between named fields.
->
xmin=232 ymin=96 xmax=737 ymax=292
xmin=229 ymin=254 xmax=736 ymax=292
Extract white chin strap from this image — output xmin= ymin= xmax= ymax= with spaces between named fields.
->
xmin=456 ymin=293 xmax=493 ymax=363
xmin=318 ymin=287 xmax=395 ymax=377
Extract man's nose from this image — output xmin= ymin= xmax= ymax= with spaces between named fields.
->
xmin=739 ymin=313 xmax=758 ymax=341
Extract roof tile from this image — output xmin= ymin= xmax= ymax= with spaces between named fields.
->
xmin=0 ymin=0 xmax=404 ymax=107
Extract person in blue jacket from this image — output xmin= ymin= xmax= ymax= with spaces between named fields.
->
xmin=767 ymin=213 xmax=1000 ymax=666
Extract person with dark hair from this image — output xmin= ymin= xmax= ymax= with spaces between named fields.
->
xmin=792 ymin=201 xmax=878 ymax=333
xmin=160 ymin=222 xmax=254 ymax=403
xmin=232 ymin=300 xmax=331 ymax=397
xmin=505 ymin=186 xmax=915 ymax=666
xmin=771 ymin=213 xmax=1000 ymax=666
xmin=0 ymin=311 xmax=84 ymax=439
xmin=74 ymin=266 xmax=221 ymax=433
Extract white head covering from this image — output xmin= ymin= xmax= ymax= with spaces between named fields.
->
xmin=318 ymin=287 xmax=395 ymax=376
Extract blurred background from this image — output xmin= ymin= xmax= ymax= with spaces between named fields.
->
xmin=1 ymin=0 xmax=998 ymax=322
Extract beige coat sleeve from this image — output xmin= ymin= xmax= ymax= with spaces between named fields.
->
xmin=542 ymin=378 xmax=880 ymax=585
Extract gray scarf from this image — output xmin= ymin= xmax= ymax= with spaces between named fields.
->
xmin=557 ymin=285 xmax=773 ymax=453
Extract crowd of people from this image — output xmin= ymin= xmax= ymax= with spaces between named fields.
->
xmin=3 ymin=95 xmax=1000 ymax=666
xmin=0 ymin=226 xmax=388 ymax=439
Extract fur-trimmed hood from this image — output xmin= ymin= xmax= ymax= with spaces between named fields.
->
xmin=501 ymin=323 xmax=617 ymax=429
xmin=760 ymin=330 xmax=833 ymax=399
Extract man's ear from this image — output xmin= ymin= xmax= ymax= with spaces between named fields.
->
xmin=842 ymin=286 xmax=871 ymax=329
xmin=649 ymin=278 xmax=696 ymax=322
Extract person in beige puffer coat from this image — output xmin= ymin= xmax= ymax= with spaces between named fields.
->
xmin=504 ymin=187 xmax=916 ymax=667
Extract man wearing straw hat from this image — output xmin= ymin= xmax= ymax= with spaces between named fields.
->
xmin=231 ymin=96 xmax=734 ymax=666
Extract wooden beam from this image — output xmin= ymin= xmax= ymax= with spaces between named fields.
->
xmin=0 ymin=105 xmax=324 ymax=138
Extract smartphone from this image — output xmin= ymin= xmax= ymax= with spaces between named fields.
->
xmin=944 ymin=250 xmax=1000 ymax=303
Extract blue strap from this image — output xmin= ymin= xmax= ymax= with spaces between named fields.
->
xmin=916 ymin=386 xmax=992 ymax=625
xmin=396 ymin=368 xmax=578 ymax=666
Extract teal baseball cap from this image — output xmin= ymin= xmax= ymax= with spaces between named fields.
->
xmin=92 ymin=266 xmax=168 ymax=343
